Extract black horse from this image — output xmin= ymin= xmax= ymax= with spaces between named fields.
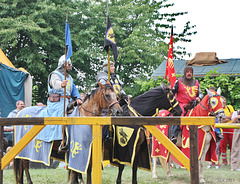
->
xmin=106 ymin=82 xmax=182 ymax=184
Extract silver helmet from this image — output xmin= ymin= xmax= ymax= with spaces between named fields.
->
xmin=102 ymin=60 xmax=114 ymax=72
xmin=57 ymin=55 xmax=72 ymax=70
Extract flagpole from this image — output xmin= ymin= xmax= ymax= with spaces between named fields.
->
xmin=107 ymin=0 xmax=110 ymax=81
xmin=63 ymin=8 xmax=68 ymax=118
xmin=106 ymin=0 xmax=112 ymax=138
xmin=59 ymin=8 xmax=68 ymax=153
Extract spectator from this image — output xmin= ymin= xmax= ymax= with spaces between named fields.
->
xmin=230 ymin=110 xmax=240 ymax=171
xmin=219 ymin=96 xmax=234 ymax=166
xmin=7 ymin=100 xmax=25 ymax=118
xmin=36 ymin=102 xmax=44 ymax=106
xmin=6 ymin=100 xmax=25 ymax=146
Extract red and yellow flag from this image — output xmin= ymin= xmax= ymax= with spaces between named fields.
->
xmin=165 ymin=26 xmax=176 ymax=88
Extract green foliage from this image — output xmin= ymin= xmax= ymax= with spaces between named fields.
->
xmin=198 ymin=69 xmax=240 ymax=110
xmin=0 ymin=0 xmax=196 ymax=103
xmin=137 ymin=69 xmax=240 ymax=109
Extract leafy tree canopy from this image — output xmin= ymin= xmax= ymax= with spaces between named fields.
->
xmin=0 ymin=0 xmax=196 ymax=103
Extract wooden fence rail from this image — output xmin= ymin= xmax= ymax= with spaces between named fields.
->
xmin=0 ymin=116 xmax=218 ymax=184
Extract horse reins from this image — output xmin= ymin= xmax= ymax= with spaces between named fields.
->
xmin=167 ymin=93 xmax=179 ymax=116
xmin=199 ymin=95 xmax=222 ymax=116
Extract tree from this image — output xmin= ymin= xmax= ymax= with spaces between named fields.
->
xmin=0 ymin=0 xmax=196 ymax=103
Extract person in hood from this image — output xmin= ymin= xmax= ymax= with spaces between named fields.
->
xmin=170 ymin=66 xmax=203 ymax=143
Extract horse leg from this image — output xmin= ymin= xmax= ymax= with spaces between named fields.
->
xmin=160 ymin=156 xmax=173 ymax=177
xmin=14 ymin=159 xmax=24 ymax=184
xmin=132 ymin=129 xmax=146 ymax=184
xmin=152 ymin=157 xmax=158 ymax=179
xmin=86 ymin=156 xmax=92 ymax=184
xmin=132 ymin=161 xmax=138 ymax=184
xmin=116 ymin=164 xmax=124 ymax=184
xmin=68 ymin=170 xmax=79 ymax=184
xmin=199 ymin=132 xmax=211 ymax=183
xmin=23 ymin=160 xmax=33 ymax=184
xmin=78 ymin=173 xmax=85 ymax=184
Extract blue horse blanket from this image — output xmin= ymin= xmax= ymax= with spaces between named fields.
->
xmin=15 ymin=106 xmax=92 ymax=173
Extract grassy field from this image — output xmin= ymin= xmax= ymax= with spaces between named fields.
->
xmin=3 ymin=164 xmax=240 ymax=184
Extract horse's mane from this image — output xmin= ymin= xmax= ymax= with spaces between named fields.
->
xmin=126 ymin=86 xmax=168 ymax=116
xmin=188 ymin=94 xmax=213 ymax=116
xmin=83 ymin=84 xmax=113 ymax=102
xmin=183 ymin=99 xmax=199 ymax=115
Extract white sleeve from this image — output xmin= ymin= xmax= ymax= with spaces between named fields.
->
xmin=231 ymin=111 xmax=237 ymax=120
xmin=50 ymin=73 xmax=62 ymax=90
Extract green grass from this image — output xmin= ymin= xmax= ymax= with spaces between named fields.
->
xmin=3 ymin=164 xmax=240 ymax=184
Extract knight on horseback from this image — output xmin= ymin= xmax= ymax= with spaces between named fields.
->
xmin=170 ymin=66 xmax=203 ymax=143
xmin=36 ymin=55 xmax=82 ymax=152
xmin=96 ymin=60 xmax=129 ymax=107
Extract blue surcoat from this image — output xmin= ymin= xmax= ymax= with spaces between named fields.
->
xmin=36 ymin=71 xmax=80 ymax=142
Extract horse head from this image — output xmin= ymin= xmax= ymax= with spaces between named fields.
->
xmin=204 ymin=88 xmax=226 ymax=122
xmin=161 ymin=82 xmax=182 ymax=116
xmin=98 ymin=81 xmax=123 ymax=116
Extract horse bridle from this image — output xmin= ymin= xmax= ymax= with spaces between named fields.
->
xmin=80 ymin=88 xmax=119 ymax=116
xmin=199 ymin=94 xmax=223 ymax=116
xmin=166 ymin=92 xmax=179 ymax=116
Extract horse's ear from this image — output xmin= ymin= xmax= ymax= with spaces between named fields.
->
xmin=106 ymin=80 xmax=111 ymax=86
xmin=161 ymin=81 xmax=166 ymax=90
xmin=216 ymin=87 xmax=221 ymax=95
xmin=98 ymin=82 xmax=104 ymax=89
xmin=206 ymin=88 xmax=214 ymax=97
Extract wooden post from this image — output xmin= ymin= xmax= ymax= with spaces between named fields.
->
xmin=0 ymin=126 xmax=3 ymax=184
xmin=92 ymin=125 xmax=102 ymax=183
xmin=189 ymin=125 xmax=199 ymax=184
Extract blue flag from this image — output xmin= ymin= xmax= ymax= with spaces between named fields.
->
xmin=65 ymin=21 xmax=72 ymax=61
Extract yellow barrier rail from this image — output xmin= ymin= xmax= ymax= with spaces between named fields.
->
xmin=215 ymin=123 xmax=240 ymax=129
xmin=0 ymin=116 xmax=216 ymax=184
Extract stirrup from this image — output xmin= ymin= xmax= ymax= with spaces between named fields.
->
xmin=170 ymin=137 xmax=177 ymax=144
xmin=58 ymin=143 xmax=69 ymax=153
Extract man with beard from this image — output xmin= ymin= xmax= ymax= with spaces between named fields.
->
xmin=170 ymin=66 xmax=203 ymax=143
xmin=36 ymin=55 xmax=82 ymax=147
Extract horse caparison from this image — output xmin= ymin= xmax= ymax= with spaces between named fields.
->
xmin=111 ymin=82 xmax=182 ymax=184
xmin=152 ymin=88 xmax=226 ymax=183
xmin=13 ymin=82 xmax=122 ymax=184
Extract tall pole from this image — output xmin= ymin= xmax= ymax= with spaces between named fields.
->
xmin=107 ymin=0 xmax=110 ymax=81
xmin=63 ymin=8 xmax=68 ymax=117
xmin=59 ymin=8 xmax=68 ymax=153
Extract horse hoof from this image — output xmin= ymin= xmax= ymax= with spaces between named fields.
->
xmin=167 ymin=173 xmax=173 ymax=177
xmin=79 ymin=180 xmax=85 ymax=184
xmin=152 ymin=174 xmax=158 ymax=179
xmin=58 ymin=144 xmax=69 ymax=153
xmin=200 ymin=178 xmax=205 ymax=183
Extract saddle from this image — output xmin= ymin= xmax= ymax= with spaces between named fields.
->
xmin=66 ymin=100 xmax=77 ymax=114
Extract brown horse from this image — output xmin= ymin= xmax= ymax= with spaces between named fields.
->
xmin=13 ymin=82 xmax=122 ymax=184
xmin=152 ymin=88 xmax=226 ymax=183
xmin=112 ymin=82 xmax=182 ymax=184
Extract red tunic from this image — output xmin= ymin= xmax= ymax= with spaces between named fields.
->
xmin=176 ymin=79 xmax=199 ymax=115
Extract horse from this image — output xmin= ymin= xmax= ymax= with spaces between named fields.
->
xmin=151 ymin=88 xmax=226 ymax=183
xmin=110 ymin=82 xmax=182 ymax=184
xmin=13 ymin=82 xmax=122 ymax=184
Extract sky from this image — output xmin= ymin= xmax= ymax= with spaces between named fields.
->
xmin=166 ymin=0 xmax=240 ymax=60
